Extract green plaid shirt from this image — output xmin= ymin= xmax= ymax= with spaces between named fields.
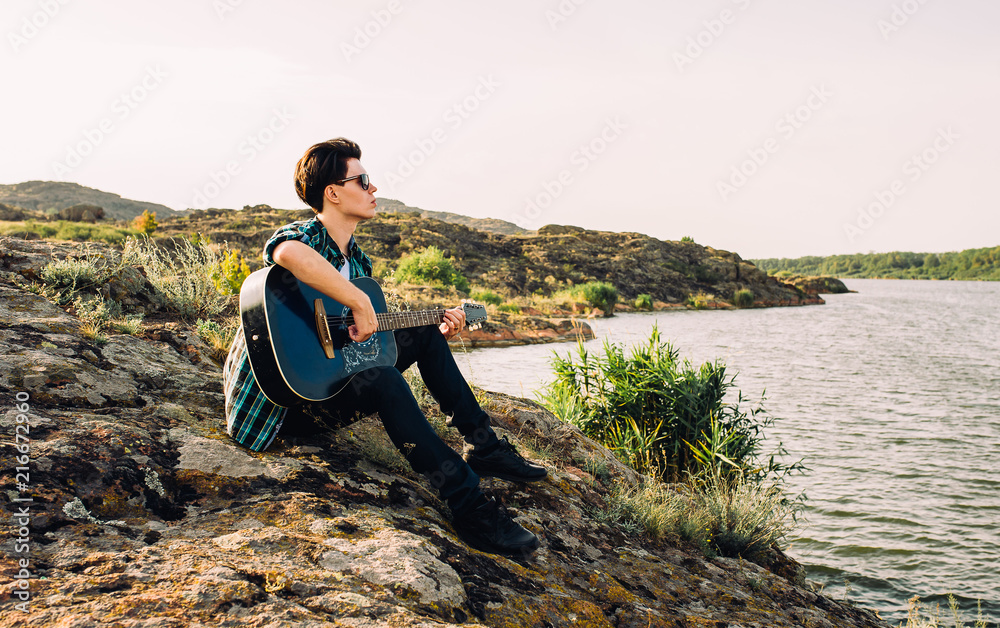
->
xmin=223 ymin=217 xmax=373 ymax=451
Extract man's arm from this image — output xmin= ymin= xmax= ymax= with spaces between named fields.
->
xmin=271 ymin=240 xmax=378 ymax=342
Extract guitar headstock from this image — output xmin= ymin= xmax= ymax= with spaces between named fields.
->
xmin=461 ymin=302 xmax=488 ymax=330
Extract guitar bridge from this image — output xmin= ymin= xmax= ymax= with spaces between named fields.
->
xmin=314 ymin=299 xmax=336 ymax=359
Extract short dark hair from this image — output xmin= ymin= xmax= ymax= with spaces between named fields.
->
xmin=293 ymin=138 xmax=362 ymax=212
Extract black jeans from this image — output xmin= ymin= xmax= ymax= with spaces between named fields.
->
xmin=282 ymin=325 xmax=496 ymax=517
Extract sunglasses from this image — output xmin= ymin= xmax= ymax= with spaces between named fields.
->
xmin=334 ymin=173 xmax=370 ymax=190
xmin=318 ymin=152 xmax=372 ymax=190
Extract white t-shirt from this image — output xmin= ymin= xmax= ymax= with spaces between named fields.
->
xmin=339 ymin=260 xmax=351 ymax=280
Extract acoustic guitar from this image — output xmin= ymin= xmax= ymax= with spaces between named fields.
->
xmin=240 ymin=265 xmax=487 ymax=406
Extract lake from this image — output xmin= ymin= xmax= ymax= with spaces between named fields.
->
xmin=454 ymin=278 xmax=1000 ymax=623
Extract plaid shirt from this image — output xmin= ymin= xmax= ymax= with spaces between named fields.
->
xmin=223 ymin=217 xmax=373 ymax=451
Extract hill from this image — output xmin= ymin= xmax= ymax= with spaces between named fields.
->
xmin=374 ymin=197 xmax=530 ymax=235
xmin=157 ymin=204 xmax=818 ymax=309
xmin=753 ymin=247 xmax=1000 ymax=281
xmin=0 ymin=181 xmax=173 ymax=222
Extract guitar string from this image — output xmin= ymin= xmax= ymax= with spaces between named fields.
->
xmin=324 ymin=308 xmax=483 ymax=328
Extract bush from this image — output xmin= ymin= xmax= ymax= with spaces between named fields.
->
xmin=732 ymin=288 xmax=754 ymax=308
xmin=124 ymin=237 xmax=230 ymax=319
xmin=541 ymin=326 xmax=801 ymax=484
xmin=681 ymin=236 xmax=694 ymax=243
xmin=685 ymin=292 xmax=714 ymax=309
xmin=39 ymin=246 xmax=128 ymax=305
xmin=133 ymin=210 xmax=158 ymax=235
xmin=211 ymin=249 xmax=251 ymax=296
xmin=470 ymin=288 xmax=503 ymax=306
xmin=394 ymin=246 xmax=469 ymax=292
xmin=580 ymin=281 xmax=618 ymax=317
xmin=497 ymin=303 xmax=521 ymax=314
xmin=634 ymin=294 xmax=653 ymax=311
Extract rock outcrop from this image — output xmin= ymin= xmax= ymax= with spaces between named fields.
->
xmin=155 ymin=205 xmax=823 ymax=309
xmin=56 ymin=204 xmax=106 ymax=223
xmin=0 ymin=238 xmax=887 ymax=627
xmin=777 ymin=275 xmax=852 ymax=295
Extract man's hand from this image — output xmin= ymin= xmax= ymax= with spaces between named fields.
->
xmin=439 ymin=306 xmax=466 ymax=340
xmin=348 ymin=292 xmax=378 ymax=342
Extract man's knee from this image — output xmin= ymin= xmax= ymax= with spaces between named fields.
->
xmin=349 ymin=366 xmax=407 ymax=396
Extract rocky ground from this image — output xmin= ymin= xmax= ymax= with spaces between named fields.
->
xmin=0 ymin=240 xmax=891 ymax=627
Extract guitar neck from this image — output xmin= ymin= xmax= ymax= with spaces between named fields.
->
xmin=331 ymin=309 xmax=450 ymax=332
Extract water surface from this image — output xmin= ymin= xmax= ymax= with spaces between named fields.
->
xmin=455 ymin=279 xmax=1000 ymax=623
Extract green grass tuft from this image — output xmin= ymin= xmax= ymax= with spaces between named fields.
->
xmin=732 ymin=288 xmax=755 ymax=308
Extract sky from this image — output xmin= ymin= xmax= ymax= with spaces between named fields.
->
xmin=2 ymin=0 xmax=998 ymax=259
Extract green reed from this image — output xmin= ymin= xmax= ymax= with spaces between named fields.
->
xmin=539 ymin=325 xmax=801 ymax=485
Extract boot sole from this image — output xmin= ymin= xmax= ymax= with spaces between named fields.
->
xmin=460 ymin=534 xmax=540 ymax=555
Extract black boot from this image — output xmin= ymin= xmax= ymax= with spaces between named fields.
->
xmin=466 ymin=436 xmax=547 ymax=483
xmin=453 ymin=494 xmax=539 ymax=555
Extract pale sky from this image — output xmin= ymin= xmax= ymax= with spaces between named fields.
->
xmin=2 ymin=0 xmax=998 ymax=258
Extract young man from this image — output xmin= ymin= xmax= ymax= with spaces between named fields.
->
xmin=223 ymin=138 xmax=546 ymax=555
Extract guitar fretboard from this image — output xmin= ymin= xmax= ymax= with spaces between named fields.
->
xmin=327 ymin=309 xmax=449 ymax=332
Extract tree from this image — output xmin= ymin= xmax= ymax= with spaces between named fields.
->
xmin=133 ymin=210 xmax=158 ymax=236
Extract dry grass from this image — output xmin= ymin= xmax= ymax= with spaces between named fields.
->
xmin=897 ymin=595 xmax=989 ymax=628
xmin=602 ymin=470 xmax=796 ymax=562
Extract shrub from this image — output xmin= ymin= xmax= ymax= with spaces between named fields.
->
xmin=732 ymin=288 xmax=754 ymax=308
xmin=39 ymin=247 xmax=128 ymax=305
xmin=681 ymin=236 xmax=694 ymax=243
xmin=124 ymin=237 xmax=230 ymax=319
xmin=394 ymin=246 xmax=469 ymax=292
xmin=685 ymin=292 xmax=714 ymax=309
xmin=211 ymin=249 xmax=252 ymax=296
xmin=470 ymin=288 xmax=503 ymax=306
xmin=541 ymin=325 xmax=801 ymax=484
xmin=133 ymin=210 xmax=158 ymax=235
xmin=497 ymin=303 xmax=521 ymax=314
xmin=634 ymin=293 xmax=653 ymax=310
xmin=580 ymin=281 xmax=618 ymax=317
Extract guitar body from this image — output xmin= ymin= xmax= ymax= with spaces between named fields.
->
xmin=240 ymin=265 xmax=397 ymax=406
